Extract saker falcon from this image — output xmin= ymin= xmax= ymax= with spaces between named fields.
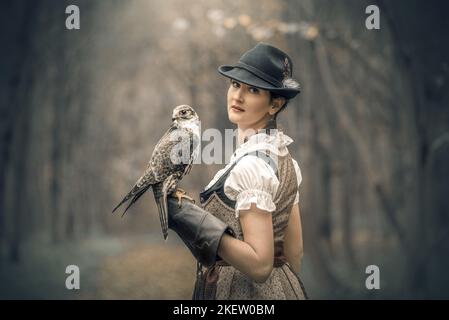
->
xmin=112 ymin=105 xmax=200 ymax=240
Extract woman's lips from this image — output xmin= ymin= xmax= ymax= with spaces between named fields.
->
xmin=231 ymin=105 xmax=245 ymax=112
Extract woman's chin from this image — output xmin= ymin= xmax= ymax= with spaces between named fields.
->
xmin=228 ymin=113 xmax=241 ymax=125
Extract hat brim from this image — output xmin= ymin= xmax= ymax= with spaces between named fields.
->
xmin=218 ymin=65 xmax=300 ymax=99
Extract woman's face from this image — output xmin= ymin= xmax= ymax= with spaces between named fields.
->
xmin=227 ymin=79 xmax=273 ymax=131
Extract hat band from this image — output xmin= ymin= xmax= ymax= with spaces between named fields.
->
xmin=235 ymin=61 xmax=283 ymax=88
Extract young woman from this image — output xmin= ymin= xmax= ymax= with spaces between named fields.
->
xmin=167 ymin=42 xmax=307 ymax=300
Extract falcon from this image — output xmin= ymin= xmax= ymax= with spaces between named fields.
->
xmin=112 ymin=105 xmax=200 ymax=240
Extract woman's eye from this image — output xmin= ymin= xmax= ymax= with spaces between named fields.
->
xmin=249 ymin=87 xmax=259 ymax=94
xmin=231 ymin=80 xmax=239 ymax=88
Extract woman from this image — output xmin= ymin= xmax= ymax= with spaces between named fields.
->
xmin=167 ymin=42 xmax=307 ymax=300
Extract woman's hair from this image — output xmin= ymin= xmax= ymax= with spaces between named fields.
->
xmin=269 ymin=93 xmax=289 ymax=118
xmin=265 ymin=77 xmax=301 ymax=130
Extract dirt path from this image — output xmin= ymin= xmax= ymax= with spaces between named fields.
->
xmin=87 ymin=242 xmax=197 ymax=299
xmin=0 ymin=234 xmax=197 ymax=299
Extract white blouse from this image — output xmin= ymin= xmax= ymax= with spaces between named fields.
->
xmin=203 ymin=130 xmax=303 ymax=217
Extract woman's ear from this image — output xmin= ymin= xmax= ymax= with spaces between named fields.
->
xmin=269 ymin=97 xmax=286 ymax=115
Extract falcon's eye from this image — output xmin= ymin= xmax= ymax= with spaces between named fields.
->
xmin=180 ymin=110 xmax=187 ymax=115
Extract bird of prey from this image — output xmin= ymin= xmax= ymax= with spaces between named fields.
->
xmin=112 ymin=105 xmax=200 ymax=240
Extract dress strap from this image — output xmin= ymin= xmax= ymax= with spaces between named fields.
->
xmin=200 ymin=149 xmax=279 ymax=206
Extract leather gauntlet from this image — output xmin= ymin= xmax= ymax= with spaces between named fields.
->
xmin=167 ymin=197 xmax=235 ymax=267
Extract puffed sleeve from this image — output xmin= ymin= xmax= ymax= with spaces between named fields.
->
xmin=292 ymin=159 xmax=303 ymax=205
xmin=224 ymin=155 xmax=280 ymax=218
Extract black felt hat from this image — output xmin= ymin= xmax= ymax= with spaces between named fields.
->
xmin=218 ymin=42 xmax=300 ymax=99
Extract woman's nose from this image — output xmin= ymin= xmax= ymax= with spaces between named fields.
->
xmin=232 ymin=87 xmax=244 ymax=102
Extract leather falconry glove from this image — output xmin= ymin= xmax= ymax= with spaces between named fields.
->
xmin=167 ymin=192 xmax=235 ymax=268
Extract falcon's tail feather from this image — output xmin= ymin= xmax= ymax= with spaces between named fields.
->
xmin=155 ymin=196 xmax=169 ymax=240
xmin=162 ymin=193 xmax=169 ymax=240
xmin=112 ymin=184 xmax=151 ymax=215
xmin=112 ymin=185 xmax=139 ymax=213
xmin=120 ymin=185 xmax=151 ymax=217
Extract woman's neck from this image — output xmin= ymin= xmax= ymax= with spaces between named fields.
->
xmin=237 ymin=115 xmax=276 ymax=145
xmin=237 ymin=127 xmax=253 ymax=145
xmin=237 ymin=126 xmax=266 ymax=145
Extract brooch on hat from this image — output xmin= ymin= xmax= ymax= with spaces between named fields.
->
xmin=282 ymin=57 xmax=291 ymax=79
xmin=281 ymin=56 xmax=301 ymax=91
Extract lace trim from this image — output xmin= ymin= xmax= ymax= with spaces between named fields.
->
xmin=234 ymin=189 xmax=276 ymax=218
xmin=232 ymin=131 xmax=293 ymax=160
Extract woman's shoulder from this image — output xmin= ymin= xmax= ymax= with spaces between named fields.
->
xmin=230 ymin=153 xmax=278 ymax=178
xmin=224 ymin=154 xmax=280 ymax=198
xmin=224 ymin=154 xmax=280 ymax=214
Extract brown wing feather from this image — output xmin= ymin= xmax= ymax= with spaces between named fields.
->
xmin=112 ymin=122 xmax=186 ymax=214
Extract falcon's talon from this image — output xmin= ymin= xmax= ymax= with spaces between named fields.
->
xmin=175 ymin=188 xmax=195 ymax=207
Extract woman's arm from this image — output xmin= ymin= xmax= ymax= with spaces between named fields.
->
xmin=283 ymin=202 xmax=304 ymax=274
xmin=217 ymin=203 xmax=274 ymax=283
